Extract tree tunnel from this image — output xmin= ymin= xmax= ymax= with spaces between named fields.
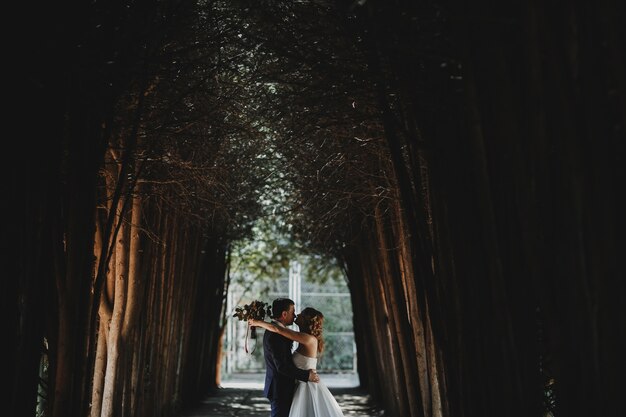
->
xmin=9 ymin=1 xmax=624 ymax=417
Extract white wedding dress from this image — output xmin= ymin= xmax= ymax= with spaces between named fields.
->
xmin=289 ymin=351 xmax=344 ymax=417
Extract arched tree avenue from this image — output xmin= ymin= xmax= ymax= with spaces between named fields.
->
xmin=9 ymin=1 xmax=624 ymax=417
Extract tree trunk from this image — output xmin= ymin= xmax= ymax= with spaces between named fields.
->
xmin=101 ymin=207 xmax=129 ymax=417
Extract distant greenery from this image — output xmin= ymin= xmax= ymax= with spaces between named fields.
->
xmin=226 ymin=213 xmax=355 ymax=372
xmin=228 ymin=194 xmax=348 ymax=292
xmin=319 ymin=334 xmax=355 ymax=371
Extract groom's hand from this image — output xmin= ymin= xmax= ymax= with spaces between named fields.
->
xmin=308 ymin=369 xmax=320 ymax=383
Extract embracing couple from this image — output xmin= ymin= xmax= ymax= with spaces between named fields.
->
xmin=248 ymin=298 xmax=344 ymax=417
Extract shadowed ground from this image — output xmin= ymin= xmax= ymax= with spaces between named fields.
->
xmin=180 ymin=373 xmax=383 ymax=417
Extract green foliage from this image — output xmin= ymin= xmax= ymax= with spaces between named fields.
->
xmin=319 ymin=334 xmax=355 ymax=371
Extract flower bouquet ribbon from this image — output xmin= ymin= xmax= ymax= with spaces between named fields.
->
xmin=233 ymin=300 xmax=272 ymax=354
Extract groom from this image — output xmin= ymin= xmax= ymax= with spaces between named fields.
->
xmin=262 ymin=298 xmax=319 ymax=417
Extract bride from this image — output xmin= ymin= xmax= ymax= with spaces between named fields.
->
xmin=249 ymin=307 xmax=345 ymax=417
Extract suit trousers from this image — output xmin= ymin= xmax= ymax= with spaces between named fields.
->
xmin=270 ymin=397 xmax=292 ymax=417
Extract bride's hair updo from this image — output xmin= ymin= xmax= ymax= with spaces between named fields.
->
xmin=296 ymin=307 xmax=325 ymax=354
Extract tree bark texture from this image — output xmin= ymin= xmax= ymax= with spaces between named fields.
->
xmin=345 ymin=1 xmax=625 ymax=417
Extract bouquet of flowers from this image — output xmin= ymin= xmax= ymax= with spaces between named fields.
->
xmin=233 ymin=300 xmax=272 ymax=345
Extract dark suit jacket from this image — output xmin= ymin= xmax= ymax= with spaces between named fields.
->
xmin=263 ymin=322 xmax=309 ymax=402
